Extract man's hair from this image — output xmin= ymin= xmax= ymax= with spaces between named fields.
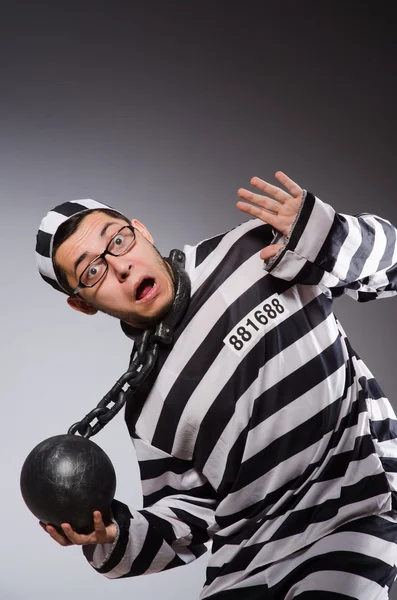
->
xmin=52 ymin=208 xmax=130 ymax=295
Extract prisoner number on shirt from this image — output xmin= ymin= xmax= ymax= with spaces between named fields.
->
xmin=224 ymin=294 xmax=289 ymax=355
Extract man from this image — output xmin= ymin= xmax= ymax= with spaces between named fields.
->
xmin=35 ymin=172 xmax=397 ymax=598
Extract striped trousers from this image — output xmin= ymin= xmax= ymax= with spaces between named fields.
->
xmin=206 ymin=512 xmax=397 ymax=599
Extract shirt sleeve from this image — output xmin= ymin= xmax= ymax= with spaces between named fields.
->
xmin=265 ymin=190 xmax=397 ymax=302
xmin=82 ymin=436 xmax=218 ymax=579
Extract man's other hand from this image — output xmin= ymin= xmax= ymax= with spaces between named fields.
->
xmin=39 ymin=511 xmax=117 ymax=546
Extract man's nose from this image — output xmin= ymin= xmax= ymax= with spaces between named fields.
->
xmin=106 ymin=253 xmax=132 ymax=281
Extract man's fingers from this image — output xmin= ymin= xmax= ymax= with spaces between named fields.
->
xmin=39 ymin=515 xmax=112 ymax=547
xmin=92 ymin=511 xmax=107 ymax=542
xmin=250 ymin=176 xmax=291 ymax=203
xmin=237 ymin=188 xmax=281 ymax=214
xmin=236 ymin=198 xmax=277 ymax=227
xmin=60 ymin=523 xmax=85 ymax=545
xmin=93 ymin=511 xmax=104 ymax=528
xmin=43 ymin=523 xmax=73 ymax=546
xmin=60 ymin=513 xmax=107 ymax=545
xmin=274 ymin=171 xmax=303 ymax=197
xmin=249 ymin=172 xmax=303 ymax=201
xmin=260 ymin=244 xmax=283 ymax=261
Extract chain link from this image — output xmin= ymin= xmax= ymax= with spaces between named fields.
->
xmin=67 ymin=248 xmax=191 ymax=440
xmin=68 ymin=331 xmax=160 ymax=438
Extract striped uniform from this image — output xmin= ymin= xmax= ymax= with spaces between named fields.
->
xmin=83 ymin=190 xmax=397 ymax=598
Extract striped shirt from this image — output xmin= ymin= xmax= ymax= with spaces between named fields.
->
xmin=83 ymin=190 xmax=397 ymax=598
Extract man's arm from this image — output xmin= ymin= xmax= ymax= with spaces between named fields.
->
xmin=83 ymin=438 xmax=218 ymax=578
xmin=237 ymin=172 xmax=397 ymax=301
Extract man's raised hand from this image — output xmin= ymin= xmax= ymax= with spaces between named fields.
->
xmin=237 ymin=171 xmax=304 ymax=261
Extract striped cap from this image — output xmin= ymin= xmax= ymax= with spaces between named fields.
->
xmin=35 ymin=198 xmax=123 ymax=294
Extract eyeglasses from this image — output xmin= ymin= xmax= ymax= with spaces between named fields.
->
xmin=72 ymin=225 xmax=136 ymax=295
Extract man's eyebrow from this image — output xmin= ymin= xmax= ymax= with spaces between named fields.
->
xmin=100 ymin=222 xmax=120 ymax=237
xmin=73 ymin=222 xmax=122 ymax=276
xmin=74 ymin=252 xmax=88 ymax=277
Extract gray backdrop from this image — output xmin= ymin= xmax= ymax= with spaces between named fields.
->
xmin=1 ymin=1 xmax=396 ymax=598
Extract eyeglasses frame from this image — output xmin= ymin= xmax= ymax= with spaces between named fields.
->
xmin=72 ymin=224 xmax=136 ymax=295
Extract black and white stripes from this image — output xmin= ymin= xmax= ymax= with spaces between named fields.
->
xmin=83 ymin=191 xmax=397 ymax=598
xmin=35 ymin=198 xmax=118 ymax=293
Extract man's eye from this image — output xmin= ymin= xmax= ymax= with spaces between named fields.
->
xmin=82 ymin=261 xmax=105 ymax=284
xmin=110 ymin=233 xmax=129 ymax=253
xmin=87 ymin=265 xmax=100 ymax=278
xmin=113 ymin=234 xmax=124 ymax=246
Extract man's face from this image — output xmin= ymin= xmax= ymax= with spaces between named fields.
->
xmin=55 ymin=211 xmax=175 ymax=327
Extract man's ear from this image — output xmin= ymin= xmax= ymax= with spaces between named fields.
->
xmin=131 ymin=219 xmax=154 ymax=244
xmin=67 ymin=296 xmax=98 ymax=315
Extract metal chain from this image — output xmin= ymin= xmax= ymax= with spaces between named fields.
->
xmin=67 ymin=248 xmax=191 ymax=440
xmin=68 ymin=329 xmax=159 ymax=439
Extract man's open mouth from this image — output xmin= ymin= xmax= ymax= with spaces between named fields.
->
xmin=135 ymin=277 xmax=156 ymax=301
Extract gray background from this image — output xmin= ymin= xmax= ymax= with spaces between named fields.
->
xmin=1 ymin=1 xmax=396 ymax=598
